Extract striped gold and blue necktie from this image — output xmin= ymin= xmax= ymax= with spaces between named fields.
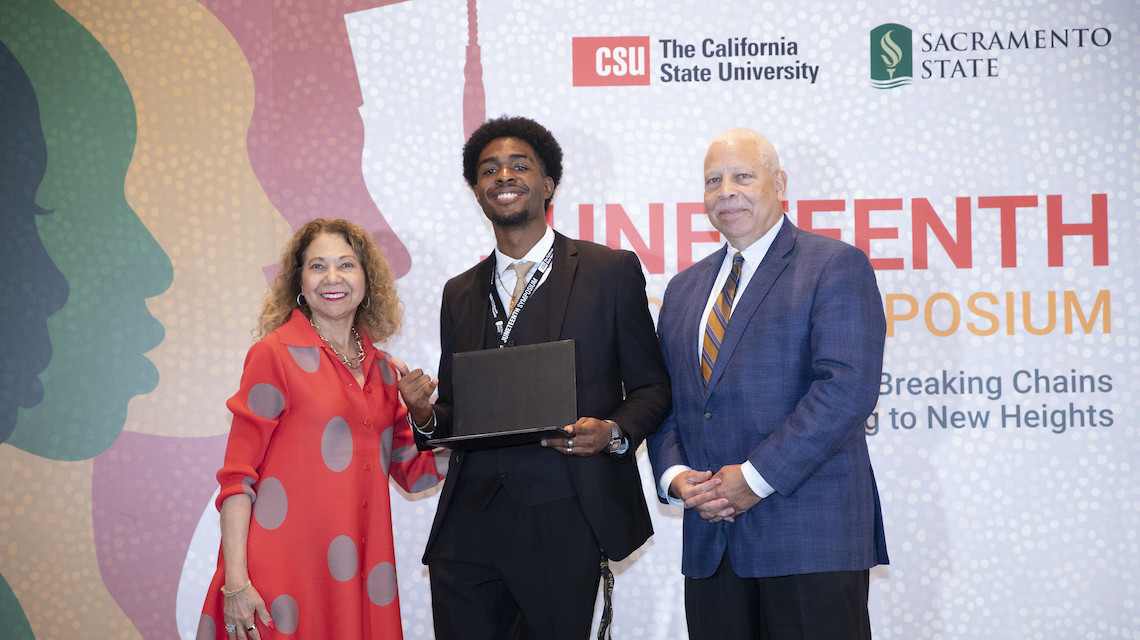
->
xmin=701 ymin=252 xmax=744 ymax=386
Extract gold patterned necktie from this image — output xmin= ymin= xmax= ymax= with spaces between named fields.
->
xmin=508 ymin=261 xmax=535 ymax=310
xmin=701 ymin=252 xmax=744 ymax=385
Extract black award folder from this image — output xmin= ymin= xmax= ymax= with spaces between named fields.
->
xmin=426 ymin=340 xmax=577 ymax=450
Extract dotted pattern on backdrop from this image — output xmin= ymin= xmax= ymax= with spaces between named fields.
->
xmin=0 ymin=1 xmax=1135 ymax=639
xmin=59 ymin=0 xmax=295 ymax=442
xmin=351 ymin=1 xmax=1140 ymax=639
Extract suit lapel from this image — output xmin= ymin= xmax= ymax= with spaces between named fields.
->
xmin=544 ymin=232 xmax=577 ymax=342
xmin=458 ymin=256 xmax=496 ymax=351
xmin=682 ymin=247 xmax=726 ymax=398
xmin=705 ymin=219 xmax=797 ymax=392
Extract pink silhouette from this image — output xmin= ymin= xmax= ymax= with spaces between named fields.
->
xmin=198 ymin=0 xmax=489 ymax=278
xmin=93 ymin=432 xmax=228 ymax=640
xmin=198 ymin=1 xmax=408 ymax=277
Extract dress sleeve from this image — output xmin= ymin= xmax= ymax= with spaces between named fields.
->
xmin=378 ymin=355 xmax=447 ymax=494
xmin=214 ymin=336 xmax=290 ymax=510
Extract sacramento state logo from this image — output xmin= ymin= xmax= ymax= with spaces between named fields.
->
xmin=870 ymin=23 xmax=913 ymax=89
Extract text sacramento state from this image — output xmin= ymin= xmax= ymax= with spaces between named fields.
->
xmin=658 ymin=36 xmax=821 ymax=84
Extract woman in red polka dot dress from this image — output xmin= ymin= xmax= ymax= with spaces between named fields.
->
xmin=198 ymin=219 xmax=446 ymax=640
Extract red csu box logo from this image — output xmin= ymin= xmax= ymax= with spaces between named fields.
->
xmin=572 ymin=36 xmax=651 ymax=86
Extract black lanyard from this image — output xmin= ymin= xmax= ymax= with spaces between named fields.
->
xmin=489 ymin=245 xmax=555 ymax=346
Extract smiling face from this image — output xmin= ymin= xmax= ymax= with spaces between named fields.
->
xmin=703 ymin=132 xmax=788 ymax=251
xmin=300 ymin=232 xmax=367 ymax=329
xmin=471 ymin=137 xmax=555 ymax=230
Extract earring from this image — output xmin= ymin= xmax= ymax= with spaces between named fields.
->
xmin=296 ymin=292 xmax=307 ymax=307
xmin=360 ymin=296 xmax=371 ymax=309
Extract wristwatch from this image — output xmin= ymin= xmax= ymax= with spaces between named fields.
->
xmin=605 ymin=420 xmax=625 ymax=454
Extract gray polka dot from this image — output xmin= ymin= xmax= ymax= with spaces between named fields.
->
xmin=195 ymin=614 xmax=216 ymax=640
xmin=270 ymin=594 xmax=300 ymax=634
xmin=391 ymin=444 xmax=418 ymax=463
xmin=253 ymin=476 xmax=287 ymax=530
xmin=380 ymin=426 xmax=393 ymax=475
xmin=366 ymin=561 xmax=398 ymax=607
xmin=327 ymin=535 xmax=359 ymax=582
xmin=247 ymin=383 xmax=285 ymax=419
xmin=321 ymin=417 xmax=353 ymax=472
xmin=410 ymin=473 xmax=442 ymax=493
xmin=378 ymin=357 xmax=396 ymax=385
xmin=435 ymin=449 xmax=451 ymax=476
xmin=287 ymin=345 xmax=321 ymax=373
xmin=241 ymin=476 xmax=256 ymax=500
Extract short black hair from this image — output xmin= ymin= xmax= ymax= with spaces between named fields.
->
xmin=462 ymin=116 xmax=564 ymax=194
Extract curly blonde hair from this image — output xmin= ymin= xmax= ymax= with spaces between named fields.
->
xmin=256 ymin=219 xmax=402 ymax=342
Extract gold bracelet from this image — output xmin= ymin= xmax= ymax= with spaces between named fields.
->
xmin=411 ymin=412 xmax=435 ymax=432
xmin=220 ymin=579 xmax=252 ymax=598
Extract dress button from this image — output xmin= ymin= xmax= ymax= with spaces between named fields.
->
xmin=363 ymin=419 xmax=372 ymax=427
xmin=704 ymin=411 xmax=713 ymax=419
xmin=364 ymin=386 xmax=372 ymax=393
xmin=361 ymin=500 xmax=368 ymax=509
xmin=364 ymin=464 xmax=371 ymax=471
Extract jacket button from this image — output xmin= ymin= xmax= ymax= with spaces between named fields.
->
xmin=704 ymin=411 xmax=713 ymax=419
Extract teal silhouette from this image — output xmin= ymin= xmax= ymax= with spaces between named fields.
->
xmin=0 ymin=0 xmax=173 ymax=460
xmin=0 ymin=40 xmax=68 ymax=443
xmin=0 ymin=572 xmax=34 ymax=640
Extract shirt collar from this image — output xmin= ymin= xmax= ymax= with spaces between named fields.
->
xmin=495 ymin=225 xmax=555 ymax=276
xmin=729 ymin=215 xmax=784 ymax=266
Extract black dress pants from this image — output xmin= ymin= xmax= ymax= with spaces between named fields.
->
xmin=427 ymin=489 xmax=602 ymax=640
xmin=685 ymin=550 xmax=872 ymax=640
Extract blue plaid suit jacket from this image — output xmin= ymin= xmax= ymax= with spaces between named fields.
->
xmin=648 ymin=216 xmax=890 ymax=579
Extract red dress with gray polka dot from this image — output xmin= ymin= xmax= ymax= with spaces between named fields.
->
xmin=199 ymin=310 xmax=446 ymax=638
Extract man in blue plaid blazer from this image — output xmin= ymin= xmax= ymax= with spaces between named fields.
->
xmin=648 ymin=127 xmax=889 ymax=640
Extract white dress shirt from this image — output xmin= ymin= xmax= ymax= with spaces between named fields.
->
xmin=494 ymin=225 xmax=555 ymax=307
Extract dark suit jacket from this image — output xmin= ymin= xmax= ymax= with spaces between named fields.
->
xmin=648 ymin=216 xmax=889 ymax=579
xmin=420 ymin=231 xmax=671 ymax=562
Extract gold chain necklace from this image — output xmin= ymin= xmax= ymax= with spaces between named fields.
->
xmin=310 ymin=320 xmax=365 ymax=369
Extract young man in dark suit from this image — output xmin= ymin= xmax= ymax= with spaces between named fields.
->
xmin=648 ymin=128 xmax=889 ymax=639
xmin=397 ymin=116 xmax=671 ymax=640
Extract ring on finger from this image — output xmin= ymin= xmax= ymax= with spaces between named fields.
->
xmin=246 ymin=625 xmax=257 ymax=632
xmin=225 ymin=623 xmax=237 ymax=633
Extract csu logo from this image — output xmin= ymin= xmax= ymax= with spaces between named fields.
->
xmin=572 ymin=36 xmax=651 ymax=86
xmin=870 ymin=23 xmax=913 ymax=89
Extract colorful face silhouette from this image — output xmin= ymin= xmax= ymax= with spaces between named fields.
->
xmin=199 ymin=0 xmax=414 ymax=277
xmin=0 ymin=41 xmax=69 ymax=444
xmin=0 ymin=3 xmax=172 ymax=459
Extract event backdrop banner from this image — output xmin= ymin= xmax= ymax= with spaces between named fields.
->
xmin=0 ymin=1 xmax=1136 ymax=639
